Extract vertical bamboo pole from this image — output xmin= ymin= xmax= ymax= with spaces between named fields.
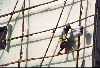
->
xmin=18 ymin=0 xmax=25 ymax=67
xmin=76 ymin=0 xmax=83 ymax=67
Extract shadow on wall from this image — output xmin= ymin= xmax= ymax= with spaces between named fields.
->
xmin=68 ymin=29 xmax=77 ymax=51
xmin=86 ymin=32 xmax=92 ymax=45
xmin=25 ymin=0 xmax=31 ymax=67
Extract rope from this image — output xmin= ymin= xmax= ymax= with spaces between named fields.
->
xmin=0 ymin=0 xmax=58 ymax=18
xmin=76 ymin=0 xmax=83 ymax=67
xmin=0 ymin=45 xmax=93 ymax=66
xmin=2 ymin=13 xmax=96 ymax=43
xmin=40 ymin=0 xmax=68 ymax=67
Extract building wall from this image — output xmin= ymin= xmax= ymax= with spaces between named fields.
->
xmin=0 ymin=0 xmax=95 ymax=67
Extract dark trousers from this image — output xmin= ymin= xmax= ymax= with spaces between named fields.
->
xmin=60 ymin=41 xmax=67 ymax=52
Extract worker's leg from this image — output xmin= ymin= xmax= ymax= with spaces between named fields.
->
xmin=58 ymin=42 xmax=65 ymax=54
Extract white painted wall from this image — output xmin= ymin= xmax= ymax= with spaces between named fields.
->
xmin=0 ymin=0 xmax=95 ymax=67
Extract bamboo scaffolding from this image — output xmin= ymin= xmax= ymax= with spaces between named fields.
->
xmin=0 ymin=0 xmax=95 ymax=67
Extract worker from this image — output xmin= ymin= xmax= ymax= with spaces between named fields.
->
xmin=58 ymin=23 xmax=71 ymax=55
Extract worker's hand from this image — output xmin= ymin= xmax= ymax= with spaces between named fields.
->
xmin=59 ymin=39 xmax=62 ymax=43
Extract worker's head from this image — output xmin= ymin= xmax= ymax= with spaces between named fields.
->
xmin=66 ymin=23 xmax=71 ymax=29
